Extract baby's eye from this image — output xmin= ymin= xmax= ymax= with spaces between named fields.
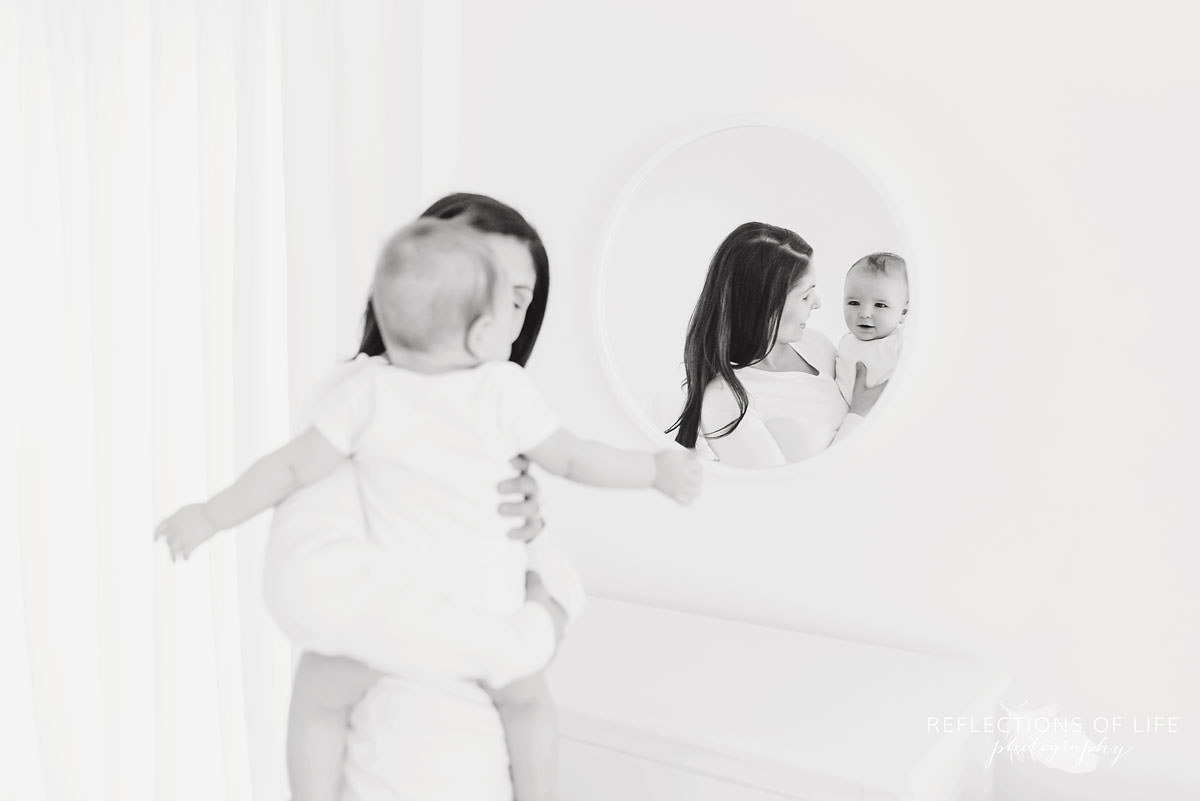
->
xmin=847 ymin=300 xmax=859 ymax=306
xmin=875 ymin=302 xmax=889 ymax=309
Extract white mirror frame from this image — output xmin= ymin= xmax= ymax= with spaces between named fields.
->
xmin=592 ymin=113 xmax=918 ymax=482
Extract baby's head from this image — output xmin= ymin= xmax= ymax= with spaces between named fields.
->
xmin=843 ymin=252 xmax=908 ymax=341
xmin=371 ymin=218 xmax=515 ymax=366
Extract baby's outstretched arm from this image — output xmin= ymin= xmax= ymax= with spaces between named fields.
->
xmin=524 ymin=429 xmax=701 ymax=504
xmin=155 ymin=426 xmax=345 ymax=560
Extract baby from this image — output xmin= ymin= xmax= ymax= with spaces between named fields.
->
xmin=156 ymin=218 xmax=702 ymax=801
xmin=835 ymin=252 xmax=908 ymax=406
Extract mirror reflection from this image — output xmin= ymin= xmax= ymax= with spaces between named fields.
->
xmin=597 ymin=125 xmax=910 ymax=469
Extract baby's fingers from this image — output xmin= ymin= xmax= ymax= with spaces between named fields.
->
xmin=154 ymin=518 xmax=171 ymax=541
xmin=161 ymin=530 xmax=192 ymax=563
xmin=174 ymin=533 xmax=204 ymax=562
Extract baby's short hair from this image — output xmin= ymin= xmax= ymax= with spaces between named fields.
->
xmin=851 ymin=252 xmax=908 ymax=284
xmin=371 ymin=218 xmax=499 ymax=353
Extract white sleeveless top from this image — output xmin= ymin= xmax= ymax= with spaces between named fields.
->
xmin=701 ymin=329 xmax=851 ymax=463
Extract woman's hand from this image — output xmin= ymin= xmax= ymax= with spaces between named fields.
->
xmin=499 ymin=455 xmax=544 ymax=542
xmin=848 ymin=361 xmax=889 ymax=416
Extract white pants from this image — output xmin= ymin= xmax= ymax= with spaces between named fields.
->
xmin=341 ymin=674 xmax=511 ymax=801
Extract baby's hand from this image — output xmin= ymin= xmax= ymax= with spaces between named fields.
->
xmin=154 ymin=503 xmax=217 ymax=562
xmin=652 ymin=449 xmax=702 ymax=505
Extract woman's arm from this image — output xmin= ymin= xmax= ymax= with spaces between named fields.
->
xmin=834 ymin=362 xmax=888 ymax=442
xmin=700 ymin=383 xmax=789 ymax=469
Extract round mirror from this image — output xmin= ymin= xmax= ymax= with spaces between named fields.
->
xmin=595 ymin=121 xmax=912 ymax=473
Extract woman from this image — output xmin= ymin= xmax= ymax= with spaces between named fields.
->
xmin=265 ymin=193 xmax=570 ymax=801
xmin=668 ymin=222 xmax=887 ymax=468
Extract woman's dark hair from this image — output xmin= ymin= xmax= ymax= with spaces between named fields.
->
xmin=357 ymin=193 xmax=550 ymax=366
xmin=667 ymin=222 xmax=813 ymax=448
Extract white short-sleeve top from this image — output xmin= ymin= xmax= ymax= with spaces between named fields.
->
xmin=308 ymin=356 xmax=560 ymax=614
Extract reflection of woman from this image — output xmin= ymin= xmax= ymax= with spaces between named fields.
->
xmin=265 ymin=194 xmax=571 ymax=801
xmin=668 ymin=222 xmax=886 ymax=468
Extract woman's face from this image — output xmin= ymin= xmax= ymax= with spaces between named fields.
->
xmin=775 ymin=270 xmax=820 ymax=344
xmin=483 ymin=233 xmax=537 ymax=343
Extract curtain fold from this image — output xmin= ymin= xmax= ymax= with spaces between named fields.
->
xmin=5 ymin=1 xmax=428 ymax=798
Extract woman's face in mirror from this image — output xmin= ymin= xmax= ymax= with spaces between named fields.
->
xmin=484 ymin=233 xmax=537 ymax=343
xmin=595 ymin=123 xmax=909 ymax=471
xmin=776 ymin=271 xmax=821 ymax=344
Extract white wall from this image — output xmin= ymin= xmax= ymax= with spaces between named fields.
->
xmin=449 ymin=1 xmax=1199 ymax=799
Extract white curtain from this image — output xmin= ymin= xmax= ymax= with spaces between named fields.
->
xmin=3 ymin=0 xmax=440 ymax=798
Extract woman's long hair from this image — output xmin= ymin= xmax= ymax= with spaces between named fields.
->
xmin=667 ymin=222 xmax=813 ymax=448
xmin=357 ymin=193 xmax=550 ymax=366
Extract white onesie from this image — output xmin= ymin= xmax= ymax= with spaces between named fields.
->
xmin=835 ymin=329 xmax=903 ymax=405
xmin=308 ymin=356 xmax=584 ymax=622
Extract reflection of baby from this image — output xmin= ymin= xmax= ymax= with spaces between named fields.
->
xmin=156 ymin=219 xmax=702 ymax=801
xmin=835 ymin=253 xmax=908 ymax=405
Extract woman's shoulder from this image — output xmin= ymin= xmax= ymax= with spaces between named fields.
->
xmin=701 ymin=374 xmax=735 ymax=402
xmin=700 ymin=374 xmax=755 ymax=421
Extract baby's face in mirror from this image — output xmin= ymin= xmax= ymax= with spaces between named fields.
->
xmin=842 ymin=267 xmax=907 ymax=341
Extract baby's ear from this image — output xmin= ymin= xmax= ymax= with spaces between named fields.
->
xmin=464 ymin=313 xmax=494 ymax=359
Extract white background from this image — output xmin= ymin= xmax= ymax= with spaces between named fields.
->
xmin=9 ymin=1 xmax=1199 ymax=800
xmin=442 ymin=2 xmax=1200 ymax=799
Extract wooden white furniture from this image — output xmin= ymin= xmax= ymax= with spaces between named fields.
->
xmin=548 ymin=598 xmax=1010 ymax=801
